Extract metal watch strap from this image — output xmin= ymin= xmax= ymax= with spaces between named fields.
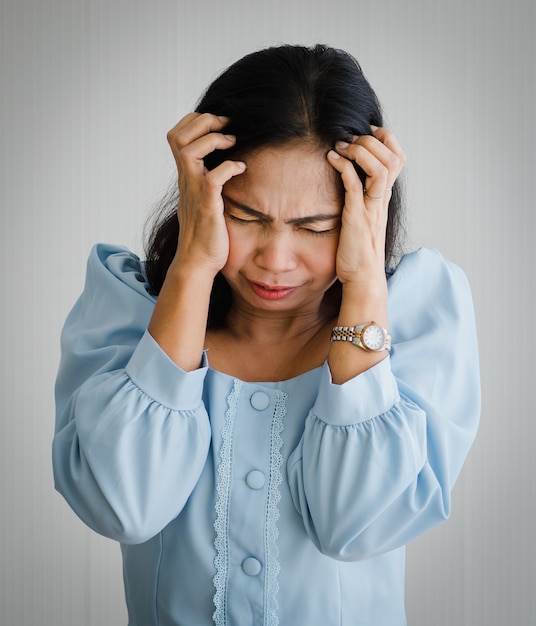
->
xmin=330 ymin=323 xmax=391 ymax=351
xmin=330 ymin=325 xmax=360 ymax=341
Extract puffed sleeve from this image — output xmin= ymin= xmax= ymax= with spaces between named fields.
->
xmin=287 ymin=248 xmax=480 ymax=561
xmin=53 ymin=244 xmax=211 ymax=544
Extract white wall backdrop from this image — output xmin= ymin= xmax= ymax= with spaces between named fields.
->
xmin=1 ymin=0 xmax=534 ymax=624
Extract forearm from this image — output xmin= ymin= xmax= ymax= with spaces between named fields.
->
xmin=148 ymin=261 xmax=215 ymax=371
xmin=328 ymin=279 xmax=389 ymax=384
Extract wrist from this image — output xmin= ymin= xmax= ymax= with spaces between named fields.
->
xmin=331 ymin=322 xmax=391 ymax=352
xmin=338 ymin=284 xmax=388 ymax=328
xmin=167 ymin=256 xmax=220 ymax=286
xmin=341 ymin=274 xmax=387 ymax=299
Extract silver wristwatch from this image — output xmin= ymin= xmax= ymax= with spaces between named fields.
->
xmin=330 ymin=321 xmax=391 ymax=352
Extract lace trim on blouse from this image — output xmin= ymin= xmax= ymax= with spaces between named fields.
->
xmin=213 ymin=379 xmax=241 ymax=625
xmin=212 ymin=381 xmax=287 ymax=626
xmin=264 ymin=390 xmax=287 ymax=626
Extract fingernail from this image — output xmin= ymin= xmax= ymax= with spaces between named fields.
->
xmin=336 ymin=140 xmax=349 ymax=149
xmin=218 ymin=115 xmax=230 ymax=122
xmin=237 ymin=161 xmax=247 ymax=169
xmin=328 ymin=149 xmax=341 ymax=159
xmin=224 ymin=134 xmax=236 ymax=141
xmin=370 ymin=125 xmax=379 ymax=131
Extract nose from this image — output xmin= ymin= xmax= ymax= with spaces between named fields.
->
xmin=254 ymin=230 xmax=299 ymax=274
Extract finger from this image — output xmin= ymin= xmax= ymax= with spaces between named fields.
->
xmin=326 ymin=149 xmax=365 ymax=203
xmin=371 ymin=126 xmax=406 ymax=161
xmin=335 ymin=140 xmax=390 ymax=201
xmin=166 ymin=113 xmax=202 ymax=150
xmin=200 ymin=160 xmax=247 ymax=209
xmin=369 ymin=127 xmax=406 ymax=187
xmin=180 ymin=133 xmax=237 ymax=176
xmin=335 ymin=134 xmax=403 ymax=201
xmin=167 ymin=113 xmax=229 ymax=150
xmin=169 ymin=112 xmax=201 ymax=134
xmin=207 ymin=160 xmax=247 ymax=190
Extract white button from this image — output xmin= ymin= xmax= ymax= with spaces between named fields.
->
xmin=246 ymin=470 xmax=265 ymax=490
xmin=250 ymin=391 xmax=270 ymax=411
xmin=242 ymin=557 xmax=262 ymax=576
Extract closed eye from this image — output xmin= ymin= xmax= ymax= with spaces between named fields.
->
xmin=299 ymin=226 xmax=339 ymax=237
xmin=298 ymin=219 xmax=341 ymax=236
xmin=226 ymin=213 xmax=262 ymax=224
xmin=223 ymin=196 xmax=340 ymax=234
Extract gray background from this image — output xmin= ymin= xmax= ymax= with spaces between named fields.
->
xmin=1 ymin=0 xmax=534 ymax=624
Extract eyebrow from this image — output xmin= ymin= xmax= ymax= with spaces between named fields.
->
xmin=222 ymin=195 xmax=340 ymax=226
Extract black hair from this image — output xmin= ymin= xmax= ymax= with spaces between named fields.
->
xmin=144 ymin=44 xmax=406 ymax=327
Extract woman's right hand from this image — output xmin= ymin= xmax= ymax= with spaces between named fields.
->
xmin=167 ymin=113 xmax=247 ymax=276
xmin=148 ymin=114 xmax=245 ymax=370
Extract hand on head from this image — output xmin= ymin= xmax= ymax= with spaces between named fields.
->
xmin=166 ymin=112 xmax=247 ymax=277
xmin=327 ymin=127 xmax=406 ymax=287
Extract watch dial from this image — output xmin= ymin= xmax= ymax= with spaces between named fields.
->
xmin=363 ymin=325 xmax=385 ymax=350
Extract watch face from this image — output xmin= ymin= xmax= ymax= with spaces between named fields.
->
xmin=362 ymin=324 xmax=385 ymax=351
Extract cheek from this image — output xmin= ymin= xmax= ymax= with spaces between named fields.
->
xmin=222 ymin=225 xmax=251 ymax=274
xmin=310 ymin=239 xmax=338 ymax=278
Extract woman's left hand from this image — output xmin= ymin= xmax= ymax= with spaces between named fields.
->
xmin=327 ymin=127 xmax=406 ymax=289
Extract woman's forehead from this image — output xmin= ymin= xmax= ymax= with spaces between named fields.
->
xmin=224 ymin=143 xmax=343 ymax=214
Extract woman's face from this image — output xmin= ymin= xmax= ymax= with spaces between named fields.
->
xmin=221 ymin=141 xmax=343 ymax=317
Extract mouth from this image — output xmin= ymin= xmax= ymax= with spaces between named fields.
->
xmin=248 ymin=280 xmax=299 ymax=301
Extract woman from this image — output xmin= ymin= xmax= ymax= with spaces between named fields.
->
xmin=53 ymin=44 xmax=480 ymax=625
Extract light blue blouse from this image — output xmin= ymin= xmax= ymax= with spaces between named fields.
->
xmin=53 ymin=244 xmax=480 ymax=626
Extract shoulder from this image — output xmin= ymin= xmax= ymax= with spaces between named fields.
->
xmin=84 ymin=243 xmax=155 ymax=303
xmin=387 ymin=247 xmax=476 ymax=341
xmin=61 ymin=244 xmax=156 ymax=341
xmin=388 ymin=247 xmax=472 ymax=304
xmin=389 ymin=247 xmax=468 ymax=288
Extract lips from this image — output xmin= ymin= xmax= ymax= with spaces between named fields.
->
xmin=248 ymin=280 xmax=299 ymax=301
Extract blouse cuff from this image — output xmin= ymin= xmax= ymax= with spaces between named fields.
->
xmin=125 ymin=330 xmax=208 ymax=411
xmin=313 ymin=357 xmax=400 ymax=426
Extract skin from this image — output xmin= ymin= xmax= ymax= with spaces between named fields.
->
xmin=148 ymin=113 xmax=406 ymax=384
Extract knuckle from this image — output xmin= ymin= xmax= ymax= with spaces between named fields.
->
xmin=168 ymin=130 xmax=188 ymax=151
xmin=204 ymin=170 xmax=221 ymax=188
xmin=371 ymin=161 xmax=388 ymax=178
xmin=180 ymin=143 xmax=197 ymax=160
xmin=167 ymin=129 xmax=180 ymax=148
xmin=347 ymin=181 xmax=362 ymax=193
xmin=202 ymin=112 xmax=226 ymax=127
xmin=345 ymin=173 xmax=363 ymax=192
xmin=333 ymin=154 xmax=349 ymax=170
xmin=385 ymin=152 xmax=400 ymax=169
